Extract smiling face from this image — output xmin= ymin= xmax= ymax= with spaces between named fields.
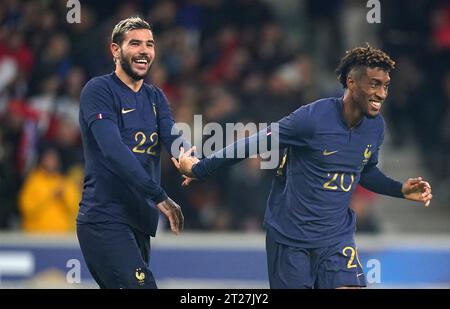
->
xmin=347 ymin=66 xmax=390 ymax=118
xmin=111 ymin=28 xmax=155 ymax=81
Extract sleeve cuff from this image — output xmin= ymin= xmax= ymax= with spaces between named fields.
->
xmin=394 ymin=181 xmax=404 ymax=198
xmin=192 ymin=163 xmax=209 ymax=180
xmin=153 ymin=191 xmax=168 ymax=204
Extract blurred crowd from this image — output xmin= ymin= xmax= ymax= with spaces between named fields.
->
xmin=0 ymin=0 xmax=449 ymax=233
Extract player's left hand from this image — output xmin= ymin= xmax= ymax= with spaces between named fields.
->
xmin=156 ymin=197 xmax=184 ymax=235
xmin=402 ymin=177 xmax=432 ymax=207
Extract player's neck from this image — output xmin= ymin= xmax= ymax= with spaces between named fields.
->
xmin=342 ymin=92 xmax=364 ymax=128
xmin=114 ymin=67 xmax=144 ymax=92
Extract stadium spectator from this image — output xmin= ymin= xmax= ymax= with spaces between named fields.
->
xmin=18 ymin=145 xmax=80 ymax=232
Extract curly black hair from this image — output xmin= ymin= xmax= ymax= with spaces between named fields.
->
xmin=335 ymin=45 xmax=395 ymax=89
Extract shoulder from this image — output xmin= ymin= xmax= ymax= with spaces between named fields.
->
xmin=81 ymin=74 xmax=113 ymax=99
xmin=79 ymin=75 xmax=117 ymax=114
xmin=290 ymin=97 xmax=338 ymax=121
xmin=82 ymin=75 xmax=111 ymax=91
xmin=307 ymin=97 xmax=339 ymax=116
xmin=279 ymin=99 xmax=329 ymax=136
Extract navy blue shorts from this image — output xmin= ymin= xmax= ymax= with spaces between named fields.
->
xmin=266 ymin=231 xmax=366 ymax=289
xmin=77 ymin=222 xmax=157 ymax=289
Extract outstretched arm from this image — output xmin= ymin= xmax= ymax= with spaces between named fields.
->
xmin=193 ymin=129 xmax=273 ymax=179
xmin=359 ymin=164 xmax=432 ymax=207
xmin=171 ymin=129 xmax=273 ymax=180
xmin=171 ymin=104 xmax=316 ymax=181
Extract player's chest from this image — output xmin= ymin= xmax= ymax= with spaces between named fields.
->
xmin=114 ymin=92 xmax=158 ymax=131
xmin=308 ymin=131 xmax=378 ymax=171
xmin=113 ymin=92 xmax=161 ymax=159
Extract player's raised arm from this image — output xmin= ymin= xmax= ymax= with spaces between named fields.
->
xmin=171 ymin=104 xmax=316 ymax=181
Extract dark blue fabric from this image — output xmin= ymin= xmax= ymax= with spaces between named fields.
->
xmin=91 ymin=119 xmax=168 ymax=204
xmin=78 ymin=72 xmax=185 ymax=236
xmin=77 ymin=222 xmax=157 ymax=289
xmin=194 ymin=97 xmax=404 ymax=248
xmin=266 ymin=227 xmax=366 ymax=289
xmin=360 ymin=164 xmax=403 ymax=198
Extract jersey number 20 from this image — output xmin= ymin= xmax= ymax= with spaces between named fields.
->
xmin=323 ymin=173 xmax=355 ymax=192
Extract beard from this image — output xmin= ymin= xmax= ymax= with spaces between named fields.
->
xmin=119 ymin=50 xmax=152 ymax=81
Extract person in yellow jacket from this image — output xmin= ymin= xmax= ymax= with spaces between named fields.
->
xmin=19 ymin=146 xmax=81 ymax=233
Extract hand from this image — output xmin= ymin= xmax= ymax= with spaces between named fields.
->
xmin=180 ymin=174 xmax=196 ymax=187
xmin=402 ymin=177 xmax=432 ymax=207
xmin=171 ymin=146 xmax=199 ymax=180
xmin=156 ymin=197 xmax=184 ymax=235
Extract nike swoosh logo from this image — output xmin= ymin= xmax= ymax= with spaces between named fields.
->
xmin=121 ymin=108 xmax=136 ymax=114
xmin=323 ymin=150 xmax=338 ymax=156
xmin=357 ymin=273 xmax=364 ymax=277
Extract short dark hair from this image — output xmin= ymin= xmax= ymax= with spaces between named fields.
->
xmin=335 ymin=45 xmax=395 ymax=89
xmin=111 ymin=16 xmax=152 ymax=46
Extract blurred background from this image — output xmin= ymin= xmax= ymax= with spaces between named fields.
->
xmin=0 ymin=0 xmax=449 ymax=288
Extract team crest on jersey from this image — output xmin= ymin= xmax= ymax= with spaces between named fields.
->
xmin=360 ymin=144 xmax=372 ymax=169
xmin=135 ymin=268 xmax=146 ymax=285
xmin=152 ymin=102 xmax=157 ymax=116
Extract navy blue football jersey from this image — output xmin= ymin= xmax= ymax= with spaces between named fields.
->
xmin=78 ymin=72 xmax=180 ymax=236
xmin=193 ymin=97 xmax=402 ymax=247
xmin=263 ymin=98 xmax=385 ymax=247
